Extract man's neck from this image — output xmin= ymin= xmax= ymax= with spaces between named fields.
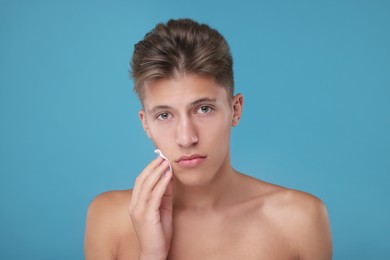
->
xmin=172 ymin=164 xmax=240 ymax=212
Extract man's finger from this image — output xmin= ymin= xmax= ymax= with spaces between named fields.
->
xmin=147 ymin=170 xmax=173 ymax=211
xmin=130 ymin=156 xmax=164 ymax=208
xmin=137 ymin=160 xmax=170 ymax=205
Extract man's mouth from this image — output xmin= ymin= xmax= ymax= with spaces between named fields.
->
xmin=176 ymin=154 xmax=207 ymax=168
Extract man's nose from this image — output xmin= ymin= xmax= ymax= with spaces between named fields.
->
xmin=175 ymin=118 xmax=199 ymax=147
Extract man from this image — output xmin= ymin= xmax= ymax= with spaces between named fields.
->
xmin=84 ymin=18 xmax=332 ymax=260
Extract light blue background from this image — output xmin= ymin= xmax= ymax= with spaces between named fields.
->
xmin=1 ymin=0 xmax=389 ymax=259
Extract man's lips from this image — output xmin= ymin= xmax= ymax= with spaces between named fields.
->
xmin=176 ymin=154 xmax=206 ymax=162
xmin=175 ymin=154 xmax=207 ymax=168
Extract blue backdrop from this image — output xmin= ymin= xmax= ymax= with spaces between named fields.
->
xmin=1 ymin=0 xmax=389 ymax=259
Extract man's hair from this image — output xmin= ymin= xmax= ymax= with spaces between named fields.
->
xmin=130 ymin=18 xmax=234 ymax=100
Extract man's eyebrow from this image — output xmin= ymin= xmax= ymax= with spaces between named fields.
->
xmin=190 ymin=97 xmax=217 ymax=106
xmin=148 ymin=98 xmax=218 ymax=113
xmin=148 ymin=105 xmax=172 ymax=113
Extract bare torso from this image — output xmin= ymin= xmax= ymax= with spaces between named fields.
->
xmin=86 ymin=174 xmax=331 ymax=260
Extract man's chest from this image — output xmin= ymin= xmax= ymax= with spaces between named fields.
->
xmin=165 ymin=213 xmax=295 ymax=260
xmin=116 ymin=208 xmax=297 ymax=260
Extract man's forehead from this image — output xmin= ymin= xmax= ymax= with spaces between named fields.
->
xmin=141 ymin=75 xmax=229 ymax=108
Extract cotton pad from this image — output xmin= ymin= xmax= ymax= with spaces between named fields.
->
xmin=154 ymin=149 xmax=173 ymax=173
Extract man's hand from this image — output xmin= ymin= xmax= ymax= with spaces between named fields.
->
xmin=129 ymin=157 xmax=174 ymax=260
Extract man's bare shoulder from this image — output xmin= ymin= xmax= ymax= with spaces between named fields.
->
xmin=270 ymin=186 xmax=332 ymax=259
xmin=258 ymin=181 xmax=326 ymax=215
xmin=89 ymin=190 xmax=132 ymax=210
xmin=240 ymin=174 xmax=328 ymax=217
xmin=86 ymin=190 xmax=133 ymax=227
xmin=85 ymin=190 xmax=137 ymax=260
xmin=241 ymin=175 xmax=332 ymax=259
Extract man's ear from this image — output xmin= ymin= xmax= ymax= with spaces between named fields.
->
xmin=231 ymin=94 xmax=244 ymax=127
xmin=139 ymin=109 xmax=152 ymax=138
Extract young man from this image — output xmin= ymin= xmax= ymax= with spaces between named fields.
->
xmin=84 ymin=19 xmax=332 ymax=260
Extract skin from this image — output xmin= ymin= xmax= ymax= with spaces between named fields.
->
xmin=84 ymin=74 xmax=332 ymax=260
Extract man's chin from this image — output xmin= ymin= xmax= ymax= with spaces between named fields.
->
xmin=172 ymin=169 xmax=215 ymax=187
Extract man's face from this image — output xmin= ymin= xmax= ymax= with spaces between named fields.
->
xmin=139 ymin=74 xmax=243 ymax=186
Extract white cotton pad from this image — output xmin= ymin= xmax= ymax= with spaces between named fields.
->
xmin=154 ymin=149 xmax=173 ymax=173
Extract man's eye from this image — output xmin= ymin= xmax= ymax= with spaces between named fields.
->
xmin=197 ymin=106 xmax=213 ymax=114
xmin=157 ymin=112 xmax=170 ymax=120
